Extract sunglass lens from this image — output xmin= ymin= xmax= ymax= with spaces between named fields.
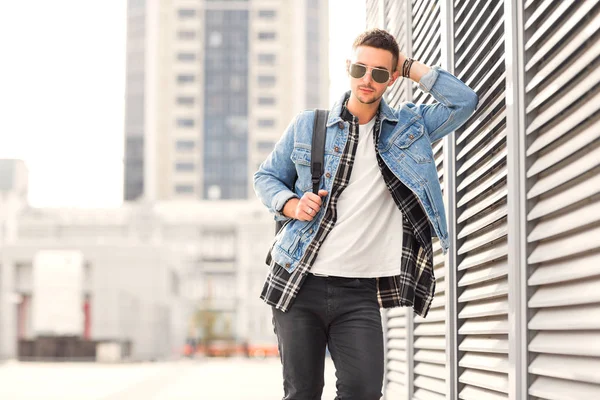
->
xmin=372 ymin=69 xmax=390 ymax=83
xmin=349 ymin=64 xmax=367 ymax=79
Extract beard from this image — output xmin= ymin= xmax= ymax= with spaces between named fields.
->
xmin=355 ymin=88 xmax=383 ymax=105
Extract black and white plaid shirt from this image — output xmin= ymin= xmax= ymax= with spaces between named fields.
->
xmin=261 ymin=94 xmax=435 ymax=317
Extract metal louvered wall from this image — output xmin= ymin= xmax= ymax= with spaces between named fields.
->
xmin=365 ymin=0 xmax=600 ymax=399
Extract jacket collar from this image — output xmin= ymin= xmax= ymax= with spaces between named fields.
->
xmin=327 ymin=90 xmax=399 ymax=127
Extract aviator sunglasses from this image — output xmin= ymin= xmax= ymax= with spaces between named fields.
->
xmin=348 ymin=63 xmax=391 ymax=84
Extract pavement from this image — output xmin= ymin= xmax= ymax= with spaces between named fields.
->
xmin=0 ymin=357 xmax=338 ymax=399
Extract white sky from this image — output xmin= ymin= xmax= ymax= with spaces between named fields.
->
xmin=0 ymin=0 xmax=365 ymax=208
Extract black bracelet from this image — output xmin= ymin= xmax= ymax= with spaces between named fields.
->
xmin=402 ymin=57 xmax=415 ymax=78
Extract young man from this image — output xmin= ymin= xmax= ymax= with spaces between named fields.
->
xmin=253 ymin=29 xmax=478 ymax=400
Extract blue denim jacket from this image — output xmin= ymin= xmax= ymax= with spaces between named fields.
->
xmin=254 ymin=66 xmax=478 ymax=272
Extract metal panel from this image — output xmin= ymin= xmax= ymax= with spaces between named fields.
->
xmin=410 ymin=2 xmax=446 ymax=399
xmin=523 ymin=0 xmax=600 ymax=398
xmin=453 ymin=0 xmax=509 ymax=398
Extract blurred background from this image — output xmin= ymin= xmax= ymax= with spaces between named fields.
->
xmin=0 ymin=0 xmax=599 ymax=399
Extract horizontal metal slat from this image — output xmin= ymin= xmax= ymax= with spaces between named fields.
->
xmin=457 ymin=186 xmax=506 ymax=223
xmin=386 ymin=383 xmax=409 ymax=400
xmin=456 ymin=110 xmax=505 ymax=157
xmin=527 ymin=146 xmax=600 ymax=198
xmin=528 ymin=252 xmax=600 ymax=285
xmin=456 ymin=129 xmax=506 ymax=177
xmin=528 ymin=200 xmax=600 ymax=241
xmin=458 ymin=296 xmax=508 ymax=319
xmin=527 ymin=66 xmax=600 ymax=134
xmin=459 ymin=336 xmax=509 ymax=353
xmin=388 ymin=307 xmax=407 ymax=318
xmin=413 ymin=3 xmax=439 ymax=50
xmin=455 ymin=3 xmax=504 ymax=68
xmin=388 ymin=348 xmax=407 ymax=361
xmin=387 ymin=370 xmax=407 ymax=385
xmin=525 ymin=1 xmax=598 ymax=69
xmin=388 ymin=359 xmax=408 ymax=374
xmin=459 ymin=352 xmax=509 ymax=373
xmin=525 ymin=1 xmax=578 ymax=51
xmin=529 ymin=331 xmax=600 ymax=356
xmin=414 ymin=375 xmax=446 ymax=395
xmin=457 ymin=242 xmax=508 ymax=271
xmin=414 ymin=337 xmax=445 ymax=350
xmin=524 ymin=0 xmax=556 ymax=31
xmin=528 ymin=275 xmax=600 ymax=308
xmin=414 ymin=388 xmax=446 ymax=400
xmin=457 ymin=204 xmax=507 ymax=238
xmin=457 ymin=148 xmax=507 ymax=193
xmin=388 ymin=328 xmax=408 ymax=339
xmin=459 ymin=259 xmax=508 ymax=286
xmin=388 ymin=338 xmax=408 ymax=350
xmin=529 ymin=375 xmax=600 ymax=399
xmin=420 ymin=308 xmax=445 ymax=322
xmin=458 ymin=277 xmax=509 ymax=303
xmin=414 ymin=322 xmax=446 ymax=336
xmin=529 ymin=353 xmax=600 ymax=384
xmin=414 ymin=349 xmax=446 ymax=364
xmin=527 ymin=123 xmax=600 ymax=177
xmin=526 ymin=13 xmax=600 ymax=93
xmin=459 ymin=385 xmax=508 ymax=400
xmin=459 ymin=316 xmax=509 ymax=335
xmin=459 ymin=369 xmax=508 ymax=394
xmin=529 ymin=304 xmax=600 ymax=330
xmin=457 ymin=220 xmax=507 ymax=254
xmin=527 ymin=225 xmax=600 ymax=263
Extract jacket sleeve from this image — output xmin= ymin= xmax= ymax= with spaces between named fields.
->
xmin=253 ymin=114 xmax=300 ymax=222
xmin=413 ymin=66 xmax=479 ymax=143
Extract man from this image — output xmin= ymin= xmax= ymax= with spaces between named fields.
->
xmin=253 ymin=29 xmax=478 ymax=400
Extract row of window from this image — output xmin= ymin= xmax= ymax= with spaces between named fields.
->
xmin=176 ymin=96 xmax=275 ymax=107
xmin=177 ymin=118 xmax=275 ymax=129
xmin=176 ymin=74 xmax=276 ymax=88
xmin=177 ymin=9 xmax=276 ymax=20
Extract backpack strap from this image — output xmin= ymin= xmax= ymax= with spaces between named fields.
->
xmin=311 ymin=109 xmax=329 ymax=194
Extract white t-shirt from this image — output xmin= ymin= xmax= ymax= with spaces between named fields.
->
xmin=310 ymin=117 xmax=404 ymax=278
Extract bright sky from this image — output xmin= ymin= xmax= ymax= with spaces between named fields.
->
xmin=0 ymin=1 xmax=365 ymax=208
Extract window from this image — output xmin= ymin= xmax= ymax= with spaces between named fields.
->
xmin=258 ymin=75 xmax=276 ymax=88
xmin=258 ymin=53 xmax=276 ymax=65
xmin=258 ymin=119 xmax=275 ymax=128
xmin=177 ymin=30 xmax=196 ymax=40
xmin=258 ymin=31 xmax=277 ymax=41
xmin=258 ymin=97 xmax=276 ymax=105
xmin=177 ymin=74 xmax=195 ymax=84
xmin=177 ymin=118 xmax=195 ymax=128
xmin=258 ymin=10 xmax=277 ymax=19
xmin=176 ymin=140 xmax=195 ymax=151
xmin=178 ymin=9 xmax=196 ymax=18
xmin=175 ymin=184 xmax=194 ymax=194
xmin=175 ymin=162 xmax=195 ymax=172
xmin=177 ymin=53 xmax=196 ymax=62
xmin=176 ymin=96 xmax=195 ymax=106
xmin=257 ymin=140 xmax=275 ymax=151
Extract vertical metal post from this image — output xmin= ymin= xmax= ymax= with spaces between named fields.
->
xmin=440 ymin=0 xmax=458 ymax=398
xmin=406 ymin=311 xmax=415 ymax=399
xmin=504 ymin=0 xmax=529 ymax=399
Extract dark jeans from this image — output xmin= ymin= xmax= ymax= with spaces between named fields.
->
xmin=272 ymin=274 xmax=384 ymax=400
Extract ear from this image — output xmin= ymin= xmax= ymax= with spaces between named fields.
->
xmin=345 ymin=59 xmax=351 ymax=74
xmin=388 ymin=70 xmax=401 ymax=87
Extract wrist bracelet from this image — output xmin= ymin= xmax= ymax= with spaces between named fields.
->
xmin=402 ymin=57 xmax=415 ymax=78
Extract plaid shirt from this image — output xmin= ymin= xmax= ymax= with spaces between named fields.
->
xmin=261 ymin=96 xmax=435 ymax=317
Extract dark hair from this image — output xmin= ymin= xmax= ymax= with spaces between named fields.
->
xmin=352 ymin=29 xmax=400 ymax=71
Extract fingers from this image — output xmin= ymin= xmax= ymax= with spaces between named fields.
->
xmin=296 ymin=191 xmax=328 ymax=221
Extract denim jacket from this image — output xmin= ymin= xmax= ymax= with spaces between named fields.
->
xmin=254 ymin=66 xmax=478 ymax=274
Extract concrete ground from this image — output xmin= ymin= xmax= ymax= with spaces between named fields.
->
xmin=0 ymin=357 xmax=338 ymax=399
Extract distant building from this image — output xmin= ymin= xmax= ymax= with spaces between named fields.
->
xmin=0 ymin=162 xmax=275 ymax=360
xmin=124 ymin=0 xmax=330 ymax=201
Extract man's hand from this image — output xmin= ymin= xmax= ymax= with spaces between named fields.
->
xmin=283 ymin=190 xmax=328 ymax=221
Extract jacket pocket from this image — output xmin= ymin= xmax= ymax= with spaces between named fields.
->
xmin=290 ymin=146 xmax=312 ymax=191
xmin=393 ymin=124 xmax=433 ymax=164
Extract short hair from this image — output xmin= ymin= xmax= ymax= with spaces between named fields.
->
xmin=352 ymin=29 xmax=400 ymax=71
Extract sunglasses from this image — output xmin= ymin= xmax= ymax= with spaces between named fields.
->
xmin=348 ymin=63 xmax=391 ymax=84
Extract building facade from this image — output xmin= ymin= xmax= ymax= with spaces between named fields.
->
xmin=123 ymin=0 xmax=329 ymax=202
xmin=366 ymin=1 xmax=600 ymax=399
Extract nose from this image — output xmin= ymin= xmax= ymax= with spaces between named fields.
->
xmin=362 ymin=69 xmax=373 ymax=84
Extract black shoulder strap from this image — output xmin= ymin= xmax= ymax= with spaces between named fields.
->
xmin=311 ymin=109 xmax=329 ymax=194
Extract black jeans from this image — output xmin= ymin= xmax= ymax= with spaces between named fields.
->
xmin=272 ymin=274 xmax=384 ymax=400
